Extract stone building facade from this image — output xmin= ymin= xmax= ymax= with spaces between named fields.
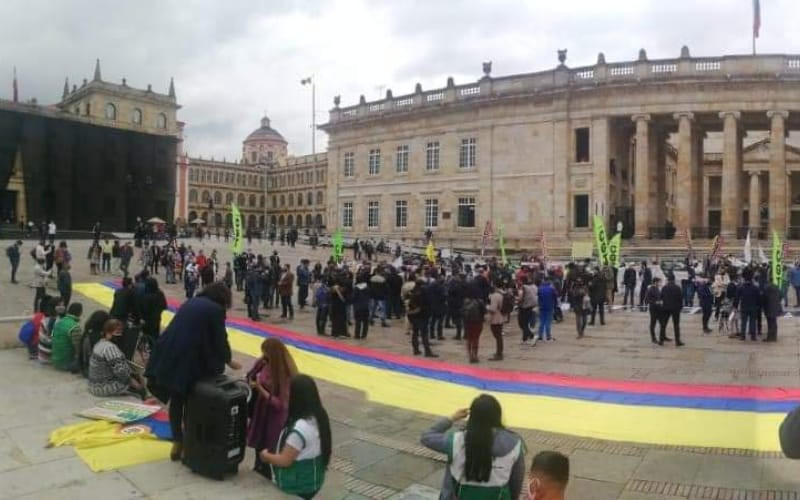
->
xmin=321 ymin=49 xmax=800 ymax=246
xmin=179 ymin=116 xmax=327 ymax=230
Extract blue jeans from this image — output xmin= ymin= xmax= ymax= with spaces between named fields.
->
xmin=370 ymin=299 xmax=387 ymax=323
xmin=682 ymin=282 xmax=695 ymax=307
xmin=740 ymin=310 xmax=757 ymax=339
xmin=315 ymin=305 xmax=329 ymax=334
xmin=538 ymin=309 xmax=553 ymax=340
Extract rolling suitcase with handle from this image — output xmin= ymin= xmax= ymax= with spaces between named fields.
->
xmin=183 ymin=374 xmax=249 ymax=480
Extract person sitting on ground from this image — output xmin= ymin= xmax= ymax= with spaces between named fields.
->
xmin=260 ymin=374 xmax=332 ymax=499
xmin=37 ymin=297 xmax=63 ymax=364
xmin=51 ymin=302 xmax=84 ymax=372
xmin=421 ymin=394 xmax=525 ymax=499
xmin=527 ymin=450 xmax=570 ymax=500
xmin=88 ymin=319 xmax=146 ymax=398
xmin=78 ymin=310 xmax=111 ymax=377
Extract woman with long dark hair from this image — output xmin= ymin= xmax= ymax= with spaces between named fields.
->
xmin=260 ymin=374 xmax=331 ymax=499
xmin=421 ymin=394 xmax=525 ymax=499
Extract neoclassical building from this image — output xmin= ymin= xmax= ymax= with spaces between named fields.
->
xmin=321 ymin=48 xmax=800 ymax=246
xmin=177 ymin=116 xmax=327 ymax=230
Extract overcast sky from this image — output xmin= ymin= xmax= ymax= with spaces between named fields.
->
xmin=1 ymin=0 xmax=798 ymax=159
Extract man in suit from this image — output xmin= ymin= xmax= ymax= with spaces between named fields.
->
xmin=737 ymin=270 xmax=761 ymax=341
xmin=658 ymin=273 xmax=684 ymax=346
xmin=638 ymin=261 xmax=653 ymax=310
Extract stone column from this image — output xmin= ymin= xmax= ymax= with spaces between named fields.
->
xmin=768 ymin=110 xmax=789 ymax=233
xmin=719 ymin=111 xmax=742 ymax=237
xmin=749 ymin=171 xmax=760 ymax=232
xmin=632 ymin=114 xmax=651 ymax=237
xmin=673 ymin=112 xmax=696 ymax=231
xmin=702 ymin=175 xmax=710 ymax=227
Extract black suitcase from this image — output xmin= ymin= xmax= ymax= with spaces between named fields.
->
xmin=183 ymin=375 xmax=249 ymax=480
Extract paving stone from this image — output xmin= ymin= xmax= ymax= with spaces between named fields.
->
xmin=0 ymin=456 xmax=98 ymax=499
xmin=695 ymin=455 xmax=764 ymax=490
xmin=759 ymin=458 xmax=800 ymax=490
xmin=564 ymin=477 xmax=625 ymax=499
xmin=617 ymin=492 xmax=685 ymax=500
xmin=632 ymin=450 xmax=702 ymax=483
xmin=4 ymin=421 xmax=76 ymax=465
xmin=13 ymin=472 xmax=144 ymax=499
xmin=387 ymin=484 xmax=440 ymax=500
xmin=355 ymin=451 xmax=440 ymax=490
xmin=336 ymin=439 xmax=398 ymax=469
xmin=569 ymin=449 xmax=643 ymax=484
xmin=418 ymin=467 xmax=447 ymax=490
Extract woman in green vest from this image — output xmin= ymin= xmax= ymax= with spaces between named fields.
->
xmin=421 ymin=394 xmax=525 ymax=500
xmin=51 ymin=302 xmax=83 ymax=372
xmin=260 ymin=374 xmax=332 ymax=499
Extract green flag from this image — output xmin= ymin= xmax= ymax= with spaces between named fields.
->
xmin=498 ymin=225 xmax=507 ymax=265
xmin=230 ymin=203 xmax=243 ymax=255
xmin=772 ymin=230 xmax=783 ymax=286
xmin=332 ymin=228 xmax=344 ymax=263
xmin=592 ymin=216 xmax=609 ymax=266
xmin=608 ymin=233 xmax=621 ymax=267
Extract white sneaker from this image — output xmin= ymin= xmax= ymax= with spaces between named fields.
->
xmin=521 ymin=339 xmax=529 ymax=346
xmin=530 ymin=337 xmax=538 ymax=347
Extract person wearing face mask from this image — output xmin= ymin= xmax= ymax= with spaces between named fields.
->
xmin=527 ymin=450 xmax=570 ymax=500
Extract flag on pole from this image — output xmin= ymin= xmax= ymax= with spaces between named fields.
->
xmin=425 ymin=240 xmax=436 ymax=264
xmin=498 ymin=225 xmax=507 ymax=265
xmin=540 ymin=230 xmax=548 ymax=263
xmin=744 ymin=230 xmax=752 ymax=263
xmin=684 ymin=227 xmax=694 ymax=260
xmin=332 ymin=228 xmax=344 ymax=263
xmin=710 ymin=235 xmax=724 ymax=260
xmin=480 ymin=220 xmax=493 ymax=258
xmin=12 ymin=66 xmax=18 ymax=103
xmin=608 ymin=233 xmax=622 ymax=267
xmin=758 ymin=243 xmax=768 ymax=263
xmin=753 ymin=0 xmax=761 ymax=38
xmin=230 ymin=203 xmax=243 ymax=254
xmin=772 ymin=230 xmax=783 ymax=286
xmin=592 ymin=215 xmax=609 ymax=266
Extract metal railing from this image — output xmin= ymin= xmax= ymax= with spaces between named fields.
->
xmin=737 ymin=227 xmax=768 ymax=239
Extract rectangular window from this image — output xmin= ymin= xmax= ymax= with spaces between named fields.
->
xmin=367 ymin=201 xmax=380 ymax=229
xmin=425 ymin=141 xmax=440 ymax=171
xmin=575 ymin=127 xmax=590 ymax=163
xmin=396 ymin=145 xmax=409 ymax=173
xmin=342 ymin=201 xmax=353 ymax=228
xmin=343 ymin=152 xmax=355 ymax=178
xmin=395 ymin=200 xmax=408 ymax=228
xmin=424 ymin=199 xmax=439 ymax=228
xmin=457 ymin=197 xmax=476 ymax=228
xmin=574 ymin=194 xmax=589 ymax=228
xmin=459 ymin=138 xmax=477 ymax=169
xmin=368 ymin=149 xmax=381 ymax=175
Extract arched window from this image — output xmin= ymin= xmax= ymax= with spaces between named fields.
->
xmin=248 ymin=194 xmax=256 ymax=207
xmin=189 ymin=189 xmax=198 ymax=203
xmin=280 ymin=195 xmax=285 ymax=207
xmin=225 ymin=213 xmax=232 ymax=227
xmin=201 ymin=211 xmax=208 ymax=223
xmin=237 ymin=193 xmax=245 ymax=206
xmin=305 ymin=214 xmax=312 ymax=227
xmin=247 ymin=214 xmax=256 ymax=228
xmin=214 ymin=213 xmax=222 ymax=227
xmin=259 ymin=215 xmax=265 ymax=228
xmin=270 ymin=215 xmax=277 ymax=227
xmin=201 ymin=191 xmax=210 ymax=202
xmin=315 ymin=214 xmax=323 ymax=227
xmin=272 ymin=196 xmax=277 ymax=208
xmin=188 ymin=211 xmax=197 ymax=222
xmin=288 ymin=195 xmax=294 ymax=207
xmin=260 ymin=195 xmax=265 ymax=208
xmin=156 ymin=113 xmax=167 ymax=129
xmin=287 ymin=215 xmax=294 ymax=227
xmin=296 ymin=216 xmax=302 ymax=228
xmin=316 ymin=191 xmax=323 ymax=205
xmin=278 ymin=215 xmax=285 ymax=227
xmin=225 ymin=192 xmax=233 ymax=204
xmin=213 ymin=191 xmax=222 ymax=205
xmin=307 ymin=192 xmax=313 ymax=206
xmin=105 ymin=103 xmax=116 ymax=120
xmin=297 ymin=193 xmax=303 ymax=206
xmin=131 ymin=108 xmax=142 ymax=124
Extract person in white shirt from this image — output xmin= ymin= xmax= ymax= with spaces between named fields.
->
xmin=33 ymin=258 xmax=53 ymax=312
xmin=47 ymin=221 xmax=56 ymax=245
xmin=260 ymin=375 xmax=331 ymax=499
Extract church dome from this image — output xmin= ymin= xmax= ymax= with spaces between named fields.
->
xmin=244 ymin=115 xmax=287 ymax=144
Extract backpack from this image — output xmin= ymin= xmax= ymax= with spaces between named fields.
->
xmin=462 ymin=298 xmax=484 ymax=323
xmin=500 ymin=292 xmax=515 ymax=315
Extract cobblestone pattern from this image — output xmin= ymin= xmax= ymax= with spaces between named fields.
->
xmin=625 ymin=479 xmax=799 ymax=499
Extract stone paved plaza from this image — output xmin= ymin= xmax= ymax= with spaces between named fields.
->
xmin=0 ymin=237 xmax=799 ymax=499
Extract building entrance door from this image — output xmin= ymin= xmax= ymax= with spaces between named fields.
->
xmin=0 ymin=190 xmax=17 ymax=223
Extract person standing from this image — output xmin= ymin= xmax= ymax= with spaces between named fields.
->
xmin=737 ymin=271 xmax=761 ymax=341
xmin=697 ymin=277 xmax=714 ymax=333
xmin=278 ymin=264 xmax=295 ymax=320
xmin=622 ymin=263 xmax=637 ymax=308
xmin=138 ymin=277 xmax=167 ymax=341
xmin=425 ymin=273 xmax=446 ymax=341
xmin=447 ymin=272 xmax=466 ymax=341
xmin=658 ymin=274 xmax=684 ymax=346
xmin=486 ymin=285 xmax=505 ymax=361
xmin=638 ymin=261 xmax=653 ymax=310
xmin=329 ymin=275 xmax=349 ymax=338
xmin=119 ymin=242 xmax=133 ymax=278
xmin=33 ymin=258 xmax=52 ymax=312
xmin=588 ymin=269 xmax=607 ymax=326
xmin=644 ymin=277 xmax=662 ymax=344
xmin=569 ymin=283 xmax=589 ymax=339
xmin=537 ymin=279 xmax=557 ymax=341
xmin=245 ymin=265 xmax=263 ymax=321
xmin=183 ymin=259 xmax=199 ymax=299
xmin=352 ymin=281 xmax=371 ymax=339
xmin=57 ymin=263 xmax=72 ymax=307
xmin=408 ymin=279 xmax=437 ymax=357
xmin=763 ymin=280 xmax=782 ymax=342
xmin=47 ymin=220 xmax=56 ymax=245
xmin=101 ymin=239 xmax=112 ymax=274
xmin=6 ymin=240 xmax=21 ymax=284
xmin=296 ymin=260 xmax=311 ymax=310
xmin=314 ymin=281 xmax=329 ymax=336
xmin=517 ymin=277 xmax=538 ymax=345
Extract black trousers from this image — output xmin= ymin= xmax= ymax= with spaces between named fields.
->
xmin=648 ymin=308 xmax=660 ymax=341
xmin=623 ymin=285 xmax=635 ymax=306
xmin=659 ymin=310 xmax=681 ymax=343
xmin=354 ymin=311 xmax=369 ymax=339
xmin=449 ymin=309 xmax=463 ymax=339
xmin=639 ymin=284 xmax=649 ymax=307
xmin=34 ymin=286 xmax=46 ymax=312
xmin=169 ymin=392 xmax=186 ymax=442
xmin=701 ymin=306 xmax=712 ymax=330
xmin=281 ymin=295 xmax=293 ymax=318
xmin=590 ymin=299 xmax=605 ymax=325
xmin=518 ymin=307 xmax=534 ymax=341
xmin=766 ymin=316 xmax=778 ymax=341
xmin=411 ymin=316 xmax=431 ymax=354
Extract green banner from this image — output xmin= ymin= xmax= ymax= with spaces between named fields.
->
xmin=498 ymin=225 xmax=507 ymax=265
xmin=608 ymin=233 xmax=621 ymax=267
xmin=772 ymin=230 xmax=783 ymax=286
xmin=332 ymin=228 xmax=344 ymax=263
xmin=230 ymin=203 xmax=243 ymax=255
xmin=592 ymin=216 xmax=609 ymax=266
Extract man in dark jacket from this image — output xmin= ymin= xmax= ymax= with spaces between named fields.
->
xmin=696 ymin=278 xmax=714 ymax=333
xmin=425 ymin=273 xmax=447 ymax=341
xmin=644 ymin=277 xmax=662 ymax=343
xmin=737 ymin=272 xmax=761 ymax=341
xmin=763 ymin=281 xmax=782 ymax=342
xmin=110 ymin=277 xmax=138 ymax=322
xmin=6 ymin=240 xmax=21 ymax=284
xmin=638 ymin=261 xmax=653 ymax=310
xmin=622 ymin=264 xmax=637 ymax=308
xmin=296 ymin=259 xmax=311 ymax=309
xmin=447 ymin=273 xmax=466 ymax=340
xmin=588 ymin=269 xmax=607 ymax=326
xmin=659 ymin=273 xmax=684 ymax=346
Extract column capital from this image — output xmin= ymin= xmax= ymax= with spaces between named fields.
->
xmin=718 ymin=110 xmax=741 ymax=120
xmin=673 ymin=111 xmax=694 ymax=121
xmin=767 ymin=110 xmax=789 ymax=120
xmin=749 ymin=170 xmax=760 ymax=177
xmin=631 ymin=113 xmax=651 ymax=123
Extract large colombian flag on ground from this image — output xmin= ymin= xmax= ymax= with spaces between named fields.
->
xmin=76 ymin=282 xmax=799 ymax=452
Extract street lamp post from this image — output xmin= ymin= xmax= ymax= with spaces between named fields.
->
xmin=300 ymin=76 xmax=316 ymax=156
